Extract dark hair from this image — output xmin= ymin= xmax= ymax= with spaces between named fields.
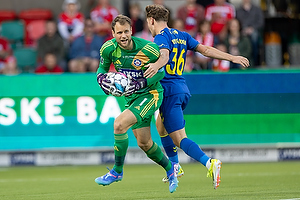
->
xmin=145 ymin=4 xmax=169 ymax=22
xmin=111 ymin=15 xmax=132 ymax=32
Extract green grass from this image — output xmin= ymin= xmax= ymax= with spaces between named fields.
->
xmin=0 ymin=162 xmax=300 ymax=200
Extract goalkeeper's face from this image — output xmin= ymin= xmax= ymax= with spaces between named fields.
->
xmin=112 ymin=22 xmax=133 ymax=50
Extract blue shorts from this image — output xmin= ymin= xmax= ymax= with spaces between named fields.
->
xmin=159 ymin=93 xmax=191 ymax=134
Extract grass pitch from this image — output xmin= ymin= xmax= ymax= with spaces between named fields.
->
xmin=0 ymin=161 xmax=300 ymax=200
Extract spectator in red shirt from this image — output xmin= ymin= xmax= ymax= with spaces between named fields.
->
xmin=194 ymin=20 xmax=214 ymax=69
xmin=212 ymin=43 xmax=230 ymax=72
xmin=58 ymin=0 xmax=85 ymax=46
xmin=35 ymin=52 xmax=64 ymax=73
xmin=205 ymin=0 xmax=235 ymax=43
xmin=176 ymin=0 xmax=205 ymax=36
xmin=90 ymin=0 xmax=119 ymax=41
xmin=0 ymin=37 xmax=18 ymax=74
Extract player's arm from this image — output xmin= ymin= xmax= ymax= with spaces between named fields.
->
xmin=125 ymin=68 xmax=165 ymax=96
xmin=196 ymin=44 xmax=250 ymax=68
xmin=144 ymin=48 xmax=169 ymax=79
xmin=97 ymin=44 xmax=113 ymax=95
xmin=146 ymin=67 xmax=165 ymax=85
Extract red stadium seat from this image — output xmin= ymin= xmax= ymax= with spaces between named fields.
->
xmin=18 ymin=9 xmax=53 ymax=46
xmin=18 ymin=8 xmax=52 ymax=22
xmin=26 ymin=20 xmax=46 ymax=47
xmin=0 ymin=10 xmax=17 ymax=23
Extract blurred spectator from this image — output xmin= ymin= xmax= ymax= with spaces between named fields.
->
xmin=90 ymin=0 xmax=119 ymax=41
xmin=194 ymin=20 xmax=214 ymax=70
xmin=37 ymin=20 xmax=66 ymax=71
xmin=172 ymin=19 xmax=184 ymax=31
xmin=205 ymin=0 xmax=235 ymax=43
xmin=134 ymin=20 xmax=153 ymax=42
xmin=212 ymin=43 xmax=230 ymax=72
xmin=236 ymin=0 xmax=264 ymax=66
xmin=129 ymin=2 xmax=143 ymax=35
xmin=35 ymin=52 xmax=64 ymax=73
xmin=176 ymin=0 xmax=205 ymax=36
xmin=152 ymin=0 xmax=173 ymax=27
xmin=58 ymin=0 xmax=85 ymax=47
xmin=196 ymin=0 xmax=214 ymax=8
xmin=0 ymin=36 xmax=12 ymax=73
xmin=68 ymin=18 xmax=104 ymax=72
xmin=0 ymin=37 xmax=19 ymax=75
xmin=184 ymin=51 xmax=199 ymax=72
xmin=224 ymin=18 xmax=252 ymax=69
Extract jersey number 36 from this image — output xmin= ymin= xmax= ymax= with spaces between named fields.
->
xmin=166 ymin=48 xmax=186 ymax=76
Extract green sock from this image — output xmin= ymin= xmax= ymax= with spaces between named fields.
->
xmin=113 ymin=133 xmax=128 ymax=173
xmin=146 ymin=142 xmax=172 ymax=172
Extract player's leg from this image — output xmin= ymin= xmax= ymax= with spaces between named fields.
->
xmin=163 ymin=93 xmax=222 ymax=189
xmin=132 ymin=126 xmax=178 ymax=193
xmin=156 ymin=114 xmax=179 ymax=164
xmin=169 ymin=128 xmax=222 ymax=189
xmin=95 ymin=109 xmax=136 ymax=186
xmin=129 ymin=90 xmax=178 ymax=193
xmin=156 ymin=114 xmax=184 ymax=183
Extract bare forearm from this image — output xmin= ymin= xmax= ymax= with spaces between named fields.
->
xmin=197 ymin=44 xmax=250 ymax=68
xmin=197 ymin=45 xmax=234 ymax=62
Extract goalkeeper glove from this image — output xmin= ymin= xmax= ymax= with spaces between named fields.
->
xmin=124 ymin=76 xmax=147 ymax=96
xmin=97 ymin=73 xmax=110 ymax=95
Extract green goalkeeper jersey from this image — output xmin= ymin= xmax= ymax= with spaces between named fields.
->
xmin=97 ymin=36 xmax=165 ymax=100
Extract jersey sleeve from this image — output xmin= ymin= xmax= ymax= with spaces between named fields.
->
xmin=96 ymin=41 xmax=113 ymax=74
xmin=142 ymin=42 xmax=160 ymax=64
xmin=141 ymin=42 xmax=163 ymax=85
xmin=185 ymin=32 xmax=200 ymax=51
xmin=154 ymin=33 xmax=171 ymax=51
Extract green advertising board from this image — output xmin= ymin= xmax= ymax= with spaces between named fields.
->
xmin=1 ymin=70 xmax=300 ymax=150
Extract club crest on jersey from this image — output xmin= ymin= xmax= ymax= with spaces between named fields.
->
xmin=133 ymin=59 xmax=142 ymax=67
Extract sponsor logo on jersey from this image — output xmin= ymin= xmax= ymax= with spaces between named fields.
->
xmin=134 ymin=106 xmax=140 ymax=110
xmin=119 ymin=69 xmax=143 ymax=79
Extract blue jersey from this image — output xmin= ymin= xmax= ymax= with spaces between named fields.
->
xmin=154 ymin=27 xmax=199 ymax=96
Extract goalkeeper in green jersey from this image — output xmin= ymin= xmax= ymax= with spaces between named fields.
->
xmin=95 ymin=15 xmax=178 ymax=193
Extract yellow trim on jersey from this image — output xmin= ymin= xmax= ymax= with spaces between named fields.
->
xmin=149 ymin=90 xmax=159 ymax=107
xmin=140 ymin=99 xmax=155 ymax=118
xmin=140 ymin=90 xmax=159 ymax=117
xmin=100 ymin=40 xmax=114 ymax=55
xmin=143 ymin=44 xmax=160 ymax=57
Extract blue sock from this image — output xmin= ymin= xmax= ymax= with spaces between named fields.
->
xmin=160 ymin=135 xmax=178 ymax=163
xmin=180 ymin=138 xmax=210 ymax=166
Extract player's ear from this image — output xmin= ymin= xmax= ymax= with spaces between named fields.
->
xmin=112 ymin=30 xmax=115 ymax=38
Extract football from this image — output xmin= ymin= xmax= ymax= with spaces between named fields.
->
xmin=106 ymin=72 xmax=128 ymax=93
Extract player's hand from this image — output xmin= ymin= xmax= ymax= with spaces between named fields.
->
xmin=143 ymin=63 xmax=159 ymax=79
xmin=97 ymin=73 xmax=110 ymax=95
xmin=124 ymin=75 xmax=147 ymax=96
xmin=232 ymin=56 xmax=250 ymax=68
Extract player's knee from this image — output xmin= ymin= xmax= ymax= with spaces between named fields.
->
xmin=137 ymin=141 xmax=152 ymax=152
xmin=114 ymin=120 xmax=125 ymax=134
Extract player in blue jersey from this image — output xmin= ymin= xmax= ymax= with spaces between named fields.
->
xmin=144 ymin=5 xmax=249 ymax=189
